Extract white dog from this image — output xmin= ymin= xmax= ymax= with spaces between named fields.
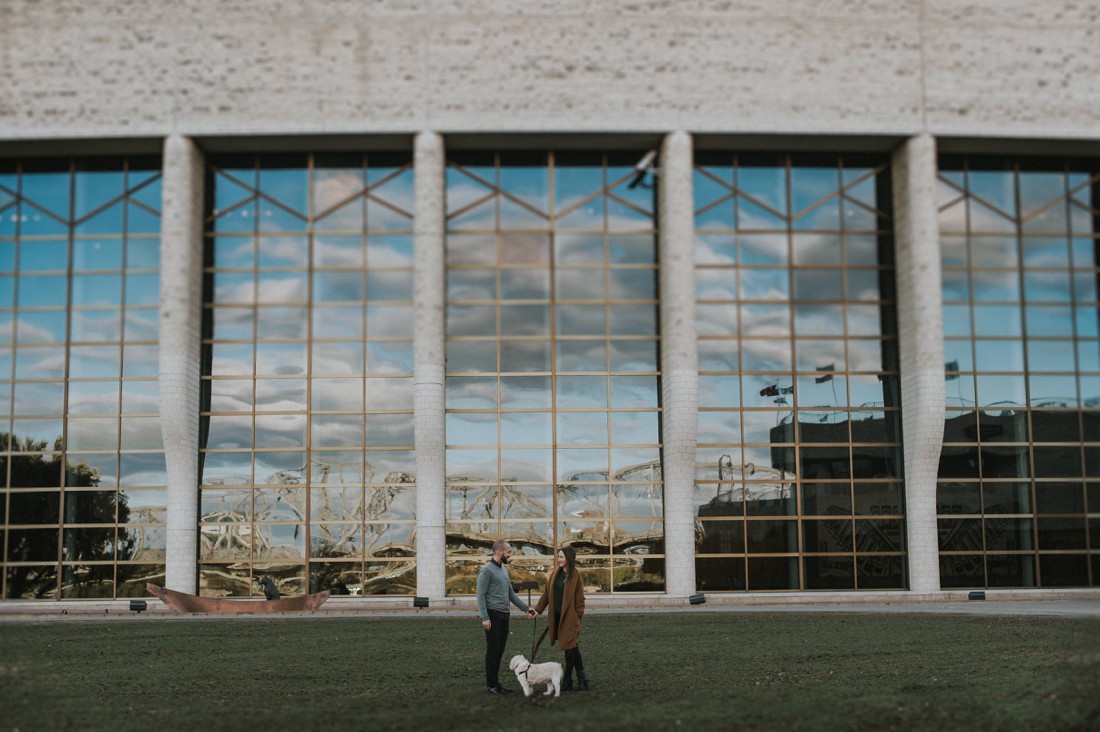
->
xmin=508 ymin=654 xmax=563 ymax=697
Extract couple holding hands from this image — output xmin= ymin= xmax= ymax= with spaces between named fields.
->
xmin=476 ymin=540 xmax=590 ymax=696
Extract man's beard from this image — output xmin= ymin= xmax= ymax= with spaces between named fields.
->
xmin=501 ymin=555 xmax=509 ymax=564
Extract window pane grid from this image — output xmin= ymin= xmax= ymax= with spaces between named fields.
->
xmin=1 ymin=157 xmax=166 ymax=600
xmin=444 ymin=151 xmax=664 ymax=594
xmin=694 ymin=152 xmax=903 ymax=592
xmin=201 ymin=154 xmax=416 ymax=598
xmin=938 ymin=157 xmax=1099 ymax=589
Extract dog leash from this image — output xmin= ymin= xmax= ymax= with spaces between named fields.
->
xmin=532 ymin=625 xmax=548 ymax=660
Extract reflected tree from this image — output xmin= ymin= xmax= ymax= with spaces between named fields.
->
xmin=3 ymin=433 xmax=130 ymax=598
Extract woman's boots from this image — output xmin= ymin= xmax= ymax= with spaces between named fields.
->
xmin=562 ymin=649 xmax=575 ymax=691
xmin=564 ymin=647 xmax=590 ymax=691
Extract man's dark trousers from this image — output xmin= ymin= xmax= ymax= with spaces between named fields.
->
xmin=484 ymin=608 xmax=510 ymax=688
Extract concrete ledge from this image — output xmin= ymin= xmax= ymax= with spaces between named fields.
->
xmin=3 ymin=588 xmax=1097 ymax=619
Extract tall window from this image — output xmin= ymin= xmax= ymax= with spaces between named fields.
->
xmin=938 ymin=157 xmax=1099 ymax=588
xmin=444 ymin=151 xmax=663 ymax=594
xmin=202 ymin=153 xmax=415 ymax=597
xmin=1 ymin=158 xmax=164 ymax=599
xmin=693 ymin=153 xmax=903 ymax=591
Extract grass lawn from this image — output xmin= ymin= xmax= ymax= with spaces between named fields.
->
xmin=1 ymin=611 xmax=1098 ymax=731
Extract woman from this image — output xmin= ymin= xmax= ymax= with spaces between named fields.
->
xmin=533 ymin=545 xmax=589 ymax=691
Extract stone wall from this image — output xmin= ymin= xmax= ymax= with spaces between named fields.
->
xmin=2 ymin=1 xmax=1098 ymax=142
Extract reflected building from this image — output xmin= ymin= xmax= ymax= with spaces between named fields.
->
xmin=1 ymin=3 xmax=1099 ymax=603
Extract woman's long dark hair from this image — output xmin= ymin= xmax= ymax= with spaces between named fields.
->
xmin=559 ymin=545 xmax=577 ymax=578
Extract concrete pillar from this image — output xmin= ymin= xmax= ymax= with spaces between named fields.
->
xmin=891 ymin=133 xmax=945 ymax=593
xmin=159 ymin=135 xmax=204 ymax=594
xmin=413 ymin=132 xmax=448 ymax=600
xmin=658 ymin=131 xmax=699 ymax=597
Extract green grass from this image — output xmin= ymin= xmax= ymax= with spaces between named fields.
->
xmin=1 ymin=612 xmax=1098 ymax=731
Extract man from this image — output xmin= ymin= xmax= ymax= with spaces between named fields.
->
xmin=476 ymin=539 xmax=537 ymax=695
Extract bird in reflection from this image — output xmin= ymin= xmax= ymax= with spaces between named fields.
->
xmin=258 ymin=576 xmax=281 ymax=601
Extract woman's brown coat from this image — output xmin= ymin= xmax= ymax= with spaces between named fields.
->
xmin=534 ymin=566 xmax=585 ymax=650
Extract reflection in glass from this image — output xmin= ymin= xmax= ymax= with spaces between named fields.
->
xmin=201 ymin=153 xmax=415 ymax=596
xmin=695 ymin=152 xmax=901 ymax=591
xmin=938 ymin=160 xmax=1098 ymax=588
xmin=444 ymin=151 xmax=663 ymax=593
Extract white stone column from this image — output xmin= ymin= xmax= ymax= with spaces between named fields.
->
xmin=413 ymin=132 xmax=448 ymax=600
xmin=658 ymin=131 xmax=699 ymax=597
xmin=159 ymin=135 xmax=204 ymax=593
xmin=892 ymin=133 xmax=945 ymax=593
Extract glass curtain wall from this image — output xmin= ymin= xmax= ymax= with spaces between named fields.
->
xmin=1 ymin=157 xmax=165 ymax=599
xmin=938 ymin=156 xmax=1099 ymax=588
xmin=201 ymin=153 xmax=416 ymax=598
xmin=693 ymin=153 xmax=904 ymax=591
xmin=444 ymin=151 xmax=664 ymax=594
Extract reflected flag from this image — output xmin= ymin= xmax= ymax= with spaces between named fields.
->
xmin=760 ymin=383 xmax=779 ymax=397
xmin=945 ymin=360 xmax=959 ymax=380
xmin=815 ymin=363 xmax=835 ymax=383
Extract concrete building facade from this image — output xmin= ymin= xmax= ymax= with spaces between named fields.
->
xmin=1 ymin=1 xmax=1098 ymax=601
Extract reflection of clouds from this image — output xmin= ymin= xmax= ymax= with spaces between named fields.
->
xmin=15 ymin=346 xmax=67 ymax=377
xmin=118 ymin=453 xmax=167 ymax=488
xmin=793 ymin=269 xmax=842 ymax=301
xmin=740 ymin=339 xmax=791 ymax=372
xmin=256 ymin=307 xmax=308 ymax=339
xmin=69 ymin=345 xmax=120 ymax=378
xmin=794 ymin=304 xmax=844 ymax=336
xmin=847 ymin=305 xmax=882 ymax=337
xmin=697 ymin=410 xmax=739 ymax=444
xmin=970 ymin=269 xmax=1020 ymax=301
xmin=68 ymin=310 xmax=121 ymax=341
xmin=209 ymin=379 xmax=252 ymax=412
xmin=447 ymin=179 xmax=494 ymax=218
xmin=447 ymin=269 xmax=494 ymax=301
xmin=121 ymin=416 xmax=163 ymax=449
xmin=739 ymin=305 xmax=789 ymax=338
xmin=795 ymin=340 xmax=845 ymax=372
xmin=739 ymin=268 xmax=789 ymax=301
xmin=314 ymin=236 xmax=363 ymax=267
xmin=695 ymin=268 xmax=736 ymax=300
xmin=447 ymin=304 xmax=495 ymax=336
xmin=314 ymin=171 xmax=365 ymax=220
xmin=67 ymin=417 xmax=119 ymax=450
xmin=255 ymin=413 xmax=307 ymax=448
xmin=365 ymin=378 xmax=413 ymax=410
xmin=847 ymin=339 xmax=886 ymax=373
xmin=791 ymin=234 xmax=841 ymax=265
xmin=446 ymin=449 xmax=498 ymax=482
xmin=500 ymin=268 xmax=550 ymax=300
xmin=447 ymin=378 xmax=497 ymax=409
xmin=696 ymin=304 xmax=736 ymax=336
xmin=311 ymin=414 xmax=363 ymax=447
xmin=124 ymin=309 xmax=158 ymax=341
xmin=366 ymin=306 xmax=413 ymax=339
xmin=1023 ymin=269 xmax=1073 ymax=302
xmin=255 ymin=379 xmax=306 ymax=412
xmin=66 ymin=381 xmax=118 ymax=414
xmin=486 ymin=233 xmax=547 ymax=266
xmin=122 ymin=344 xmax=159 ymax=377
xmin=446 ymin=412 xmax=497 ymax=446
xmin=501 ymin=449 xmax=552 ymax=482
xmin=205 ymin=415 xmax=252 ymax=449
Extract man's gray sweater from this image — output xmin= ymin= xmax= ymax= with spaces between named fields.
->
xmin=476 ymin=559 xmax=529 ymax=621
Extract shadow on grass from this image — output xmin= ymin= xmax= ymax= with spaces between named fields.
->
xmin=1 ymin=612 xmax=1099 ymax=731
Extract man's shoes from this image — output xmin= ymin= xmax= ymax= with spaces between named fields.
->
xmin=487 ymin=685 xmax=513 ymax=695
